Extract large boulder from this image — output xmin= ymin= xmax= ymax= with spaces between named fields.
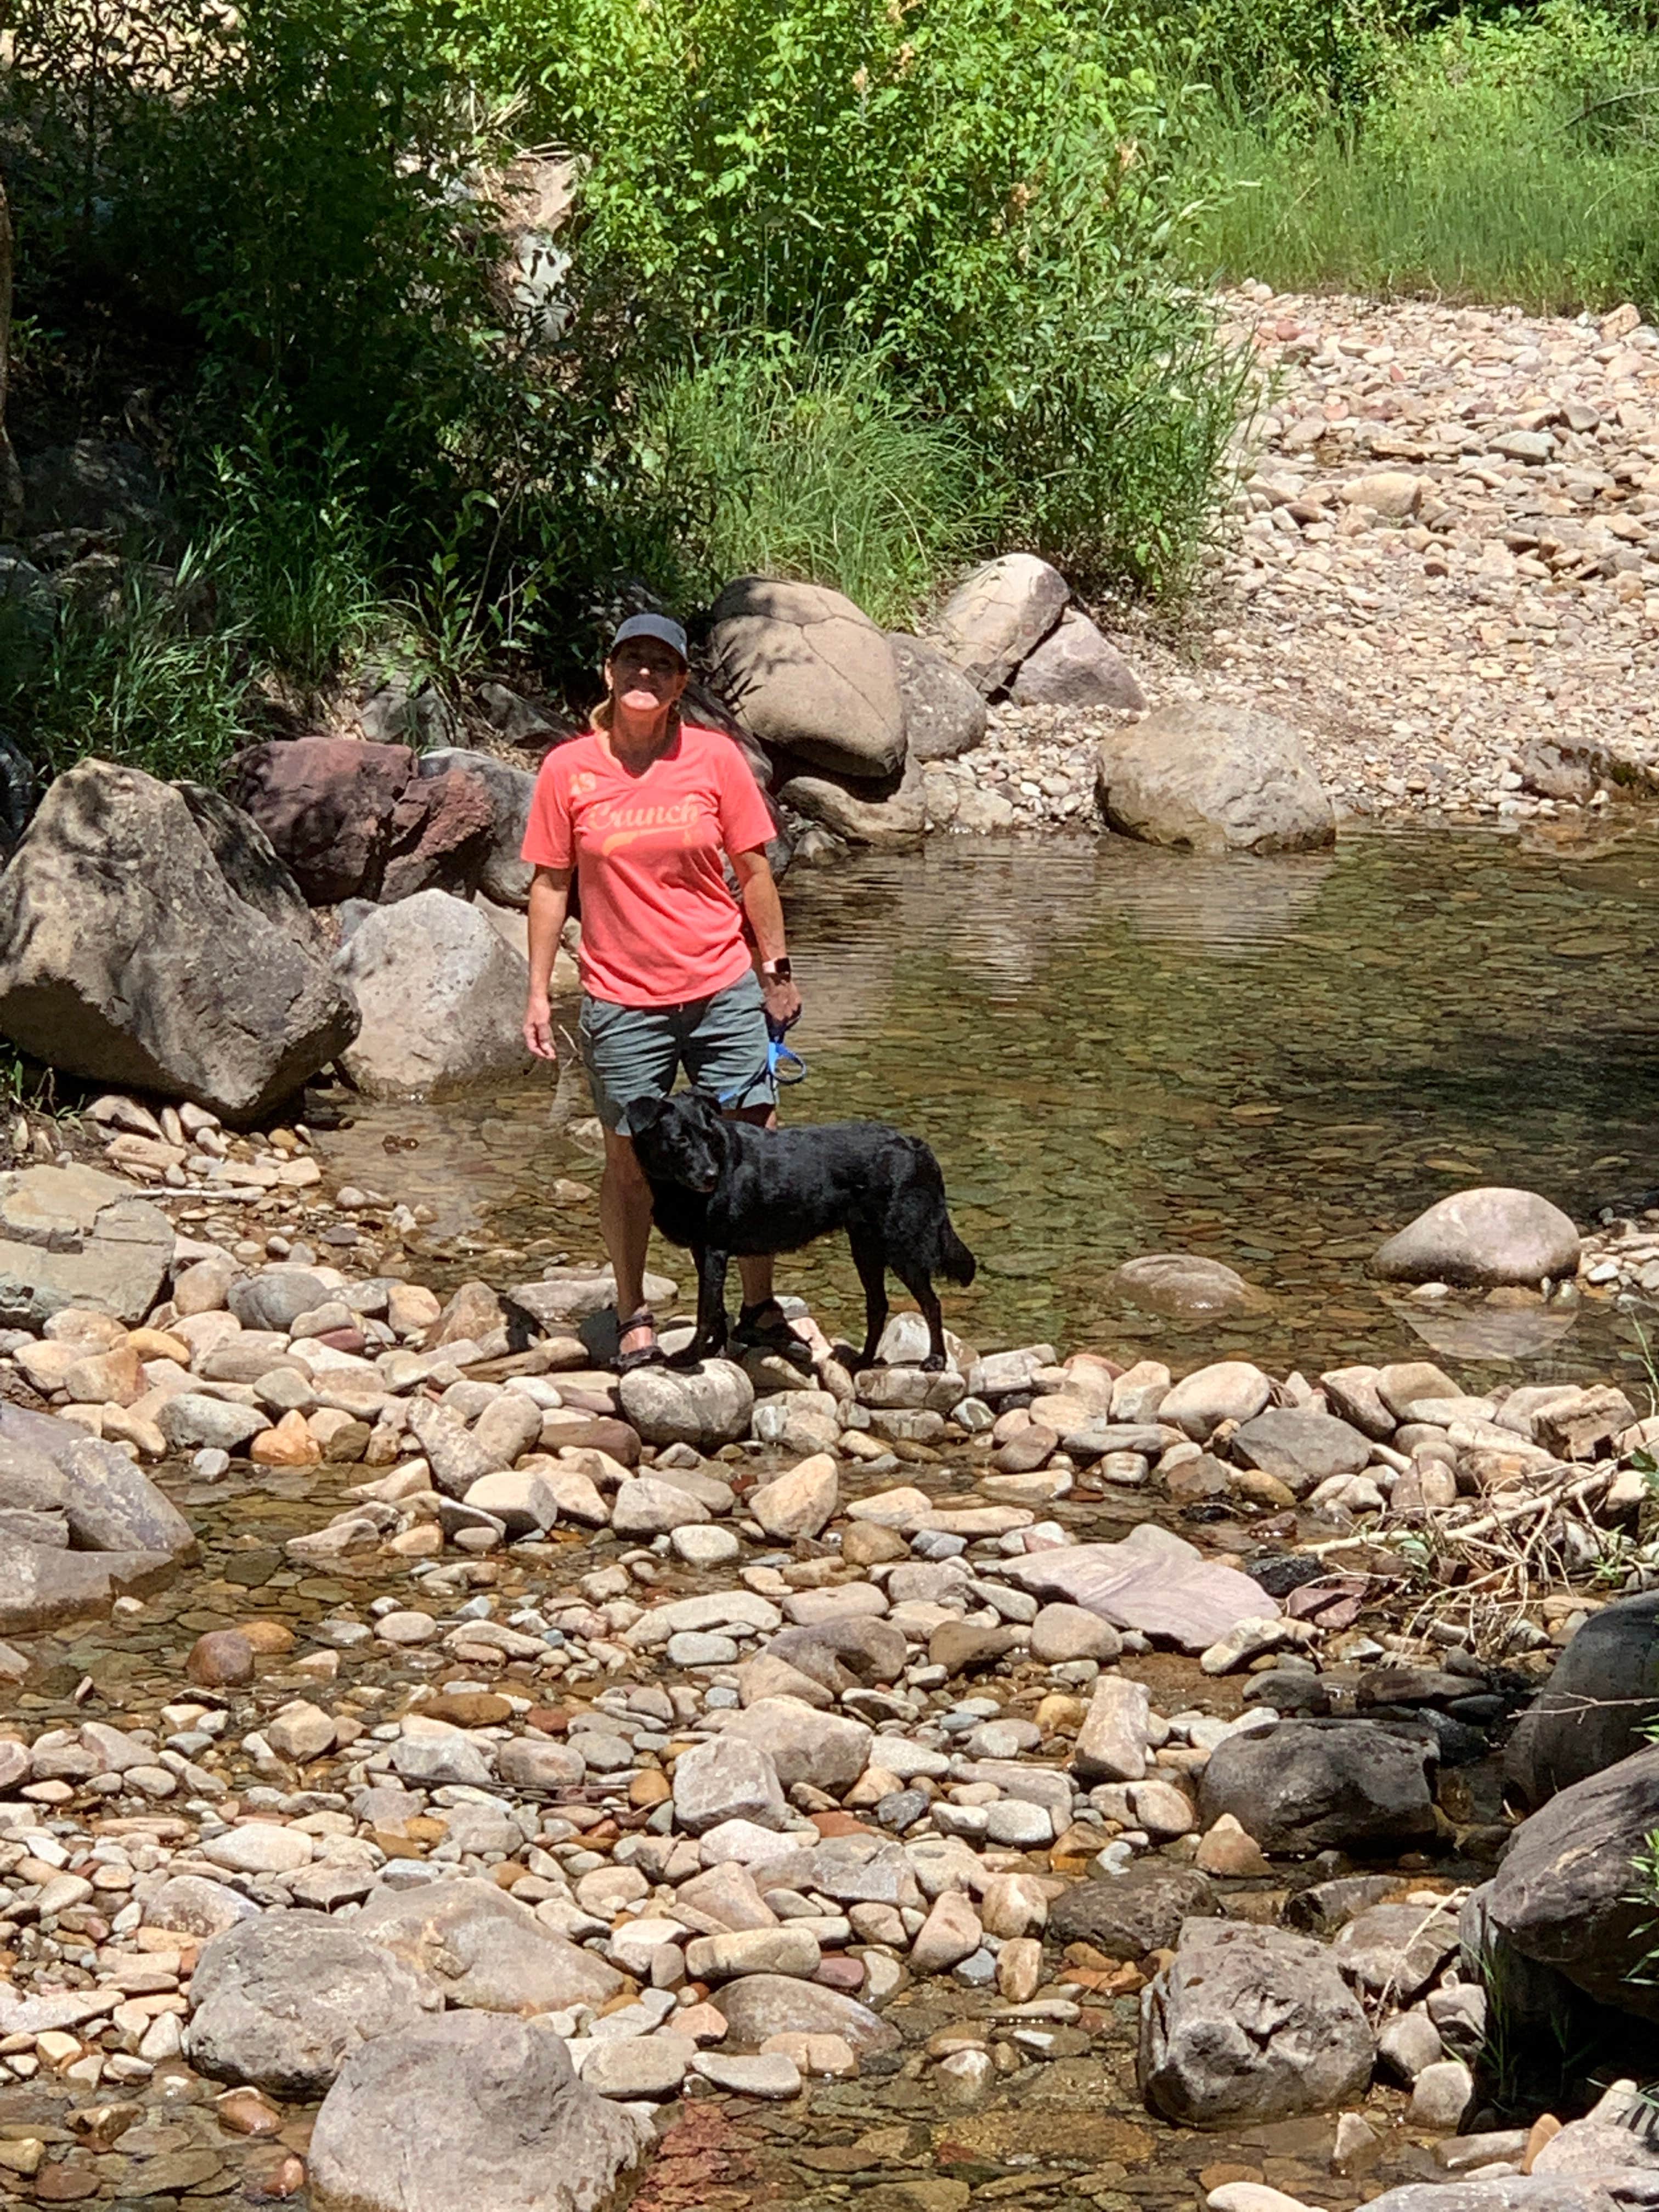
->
xmin=709 ymin=577 xmax=906 ymax=780
xmin=184 ymin=1912 xmax=440 ymax=2097
xmin=307 ymin=2011 xmax=654 ymax=2212
xmin=333 ymin=891 xmax=534 ymax=1097
xmin=225 ymin=737 xmax=414 ymax=904
xmin=379 ymin=768 xmax=496 ymax=904
xmin=930 ymin=555 xmax=1068 ymax=694
xmin=1360 ymin=2185 xmax=1659 ymax=2211
xmin=1486 ymin=1743 xmax=1659 ymax=2019
xmin=1096 ymin=702 xmax=1335 ymax=855
xmin=174 ymin=783 xmax=320 ymax=945
xmin=1198 ymin=1719 xmax=1438 ymax=1854
xmin=888 ymin=634 xmax=988 ymax=762
xmin=1009 ymin=609 xmax=1146 ymax=710
xmin=1372 ymin=1187 xmax=1581 ymax=1288
xmin=1138 ymin=1919 xmax=1373 ymax=2127
xmin=0 ymin=760 xmax=359 ymax=1121
xmin=776 ymin=774 xmax=926 ymax=850
xmin=1506 ymin=1596 xmax=1659 ymax=1810
xmin=353 ymin=1880 xmax=623 ymax=2013
xmin=416 ymin=748 xmax=537 ymax=909
xmin=0 ymin=1164 xmax=173 ymax=1329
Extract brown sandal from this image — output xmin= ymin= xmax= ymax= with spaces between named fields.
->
xmin=617 ymin=1307 xmax=667 ymax=1373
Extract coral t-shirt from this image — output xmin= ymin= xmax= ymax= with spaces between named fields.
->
xmin=521 ymin=721 xmax=777 ymax=1007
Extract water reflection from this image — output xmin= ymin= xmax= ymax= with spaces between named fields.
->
xmin=319 ymin=826 xmax=1659 ymax=1388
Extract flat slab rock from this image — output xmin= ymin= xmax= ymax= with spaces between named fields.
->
xmin=1000 ymin=1531 xmax=1278 ymax=1651
xmin=0 ymin=1162 xmax=173 ymax=1329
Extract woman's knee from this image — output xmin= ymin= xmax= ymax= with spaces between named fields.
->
xmin=603 ymin=1131 xmax=649 ymax=1189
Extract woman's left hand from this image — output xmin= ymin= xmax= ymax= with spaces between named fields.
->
xmin=763 ymin=974 xmax=802 ymax=1030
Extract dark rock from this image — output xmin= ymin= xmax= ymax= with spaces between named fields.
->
xmin=1138 ymin=1919 xmax=1373 ymax=2126
xmin=1486 ymin=1742 xmax=1659 ymax=2019
xmin=1198 ymin=1719 xmax=1438 ymax=1854
xmin=22 ymin=439 xmax=163 ymax=533
xmin=1505 ymin=1595 xmax=1659 ymax=1810
xmin=0 ymin=760 xmax=357 ymax=1121
xmin=226 ymin=737 xmax=415 ymax=904
xmin=1048 ymin=1865 xmax=1217 ymax=1960
xmin=380 ymin=767 xmax=496 ymax=904
xmin=415 ymin=748 xmax=537 ymax=908
xmin=174 ymin=783 xmax=320 ymax=946
xmin=1282 ymin=1873 xmax=1405 ymax=1938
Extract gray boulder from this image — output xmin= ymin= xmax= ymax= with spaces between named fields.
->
xmin=618 ymin=1359 xmax=754 ymax=1449
xmin=353 ymin=1880 xmax=623 ymax=2013
xmin=184 ymin=1911 xmax=440 ymax=2097
xmin=709 ymin=577 xmax=905 ymax=780
xmin=1096 ymin=701 xmax=1335 ymax=855
xmin=1372 ymin=1187 xmax=1581 ymax=1288
xmin=1138 ymin=1919 xmax=1373 ymax=2127
xmin=930 ymin=555 xmax=1068 ymax=694
xmin=1198 ymin=1719 xmax=1438 ymax=1854
xmin=0 ymin=760 xmax=358 ymax=1122
xmin=229 ymin=1266 xmax=336 ymax=1334
xmin=333 ymin=890 xmax=534 ymax=1098
xmin=1486 ymin=1743 xmax=1659 ymax=2019
xmin=307 ymin=2010 xmax=654 ymax=2212
xmin=1009 ymin=608 xmax=1146 ymax=709
xmin=22 ymin=439 xmax=163 ymax=534
xmin=1506 ymin=1596 xmax=1659 ymax=1810
xmin=0 ymin=1163 xmax=173 ymax=1329
xmin=416 ymin=748 xmax=537 ymax=910
xmin=1105 ymin=1252 xmax=1267 ymax=1321
xmin=888 ymin=634 xmax=988 ymax=761
xmin=1231 ymin=1407 xmax=1373 ymax=1498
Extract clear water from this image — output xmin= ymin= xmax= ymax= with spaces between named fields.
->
xmin=320 ymin=823 xmax=1659 ymax=1389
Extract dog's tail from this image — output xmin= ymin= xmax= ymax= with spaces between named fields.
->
xmin=934 ymin=1215 xmax=977 ymax=1287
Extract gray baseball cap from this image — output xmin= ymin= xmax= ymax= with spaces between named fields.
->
xmin=610 ymin=612 xmax=688 ymax=665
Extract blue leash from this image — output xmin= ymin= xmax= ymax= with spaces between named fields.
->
xmin=719 ymin=1012 xmax=806 ymax=1109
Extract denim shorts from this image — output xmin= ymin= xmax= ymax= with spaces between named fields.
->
xmin=579 ymin=970 xmax=775 ymax=1134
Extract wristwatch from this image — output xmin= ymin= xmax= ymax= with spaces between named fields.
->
xmin=761 ymin=957 xmax=793 ymax=982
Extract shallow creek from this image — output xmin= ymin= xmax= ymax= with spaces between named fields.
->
xmin=8 ymin=823 xmax=1658 ymax=2211
xmin=325 ymin=822 xmax=1659 ymax=1387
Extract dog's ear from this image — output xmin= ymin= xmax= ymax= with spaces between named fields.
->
xmin=629 ymin=1094 xmax=669 ymax=1135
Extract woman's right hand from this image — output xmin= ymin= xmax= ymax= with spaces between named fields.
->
xmin=524 ymin=996 xmax=558 ymax=1061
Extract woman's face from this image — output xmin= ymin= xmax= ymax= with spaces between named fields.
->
xmin=607 ymin=640 xmax=689 ymax=720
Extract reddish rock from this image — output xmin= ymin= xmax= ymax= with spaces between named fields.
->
xmin=809 ymin=1811 xmax=877 ymax=1839
xmin=524 ymin=1707 xmax=571 ymax=1736
xmin=379 ymin=769 xmax=496 ymax=903
xmin=186 ymin=1629 xmax=256 ymax=1688
xmin=812 ymin=1955 xmax=866 ymax=1993
xmin=312 ymin=1327 xmax=368 ymax=1356
xmin=227 ymin=737 xmax=415 ymax=904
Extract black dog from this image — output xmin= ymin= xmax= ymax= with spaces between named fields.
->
xmin=630 ymin=1091 xmax=977 ymax=1369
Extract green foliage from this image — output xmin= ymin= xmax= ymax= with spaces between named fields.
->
xmin=473 ymin=0 xmax=1239 ymax=594
xmin=1180 ymin=1 xmax=1659 ymax=311
xmin=0 ymin=560 xmax=247 ymax=783
xmin=642 ymin=346 xmax=985 ymax=627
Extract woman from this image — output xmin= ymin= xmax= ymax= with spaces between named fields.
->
xmin=522 ymin=612 xmax=802 ymax=1372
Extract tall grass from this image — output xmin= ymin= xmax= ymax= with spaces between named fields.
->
xmin=1180 ymin=2 xmax=1659 ymax=310
xmin=646 ymin=350 xmax=987 ymax=628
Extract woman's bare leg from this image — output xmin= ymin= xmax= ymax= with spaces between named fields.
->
xmin=730 ymin=1102 xmax=776 ymax=1308
xmin=601 ymin=1130 xmax=656 ymax=1350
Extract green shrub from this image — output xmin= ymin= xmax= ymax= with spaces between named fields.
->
xmin=473 ymin=0 xmax=1239 ymax=595
xmin=642 ymin=347 xmax=984 ymax=627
